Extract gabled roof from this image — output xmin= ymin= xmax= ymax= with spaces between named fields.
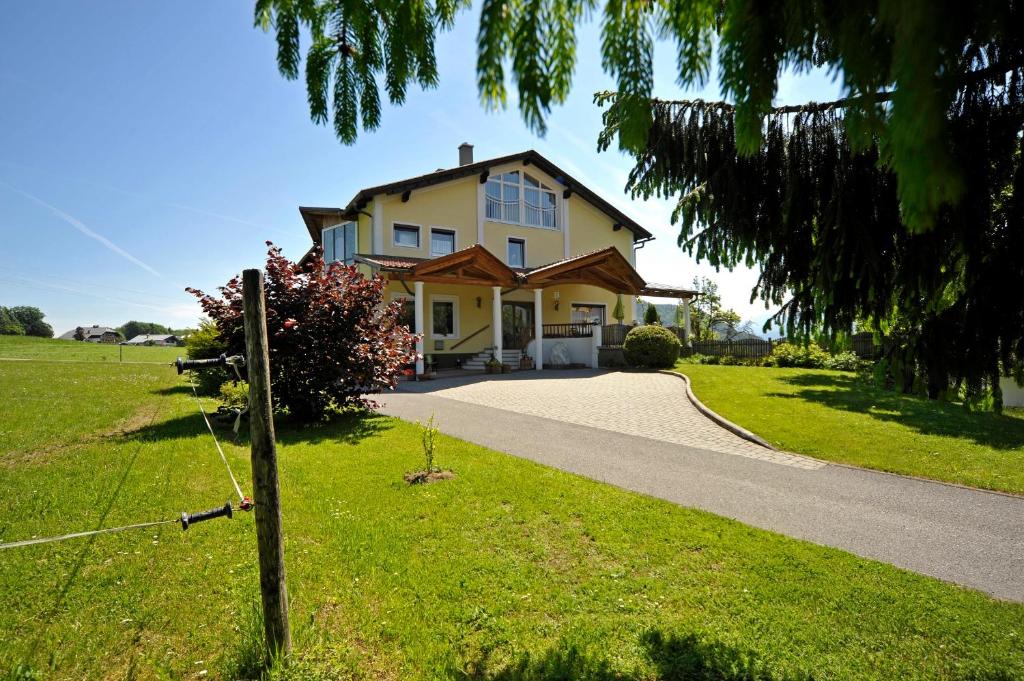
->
xmin=525 ymin=246 xmax=647 ymax=293
xmin=409 ymin=244 xmax=520 ymax=287
xmin=299 ymin=149 xmax=655 ymax=243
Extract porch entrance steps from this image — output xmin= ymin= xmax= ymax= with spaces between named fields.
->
xmin=462 ymin=348 xmax=523 ymax=371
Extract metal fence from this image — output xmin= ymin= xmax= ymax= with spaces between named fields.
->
xmin=599 ymin=324 xmax=885 ymax=360
xmin=542 ymin=323 xmax=595 ymax=338
xmin=686 ymin=338 xmax=778 ymax=358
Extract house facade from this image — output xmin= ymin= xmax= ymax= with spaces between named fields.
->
xmin=299 ymin=145 xmax=694 ymax=375
xmin=124 ymin=334 xmax=179 ymax=346
xmin=58 ymin=325 xmax=120 ymax=343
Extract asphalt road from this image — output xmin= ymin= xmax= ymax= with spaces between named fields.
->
xmin=379 ymin=372 xmax=1024 ymax=602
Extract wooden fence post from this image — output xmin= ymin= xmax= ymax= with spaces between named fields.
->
xmin=242 ymin=268 xmax=292 ymax=660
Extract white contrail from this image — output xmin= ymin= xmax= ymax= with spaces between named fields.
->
xmin=0 ymin=181 xmax=164 ymax=279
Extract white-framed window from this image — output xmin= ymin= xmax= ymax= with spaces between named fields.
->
xmin=523 ymin=174 xmax=557 ymax=228
xmin=322 ymin=222 xmax=357 ymax=265
xmin=485 ymin=171 xmax=521 ymax=223
xmin=430 ymin=295 xmax=459 ymax=339
xmin=507 ymin=237 xmax=526 ymax=268
xmin=571 ymin=303 xmax=606 ymax=325
xmin=430 ymin=228 xmax=456 ymax=256
xmin=393 ymin=223 xmax=421 ymax=248
xmin=485 ymin=170 xmax=559 ymax=229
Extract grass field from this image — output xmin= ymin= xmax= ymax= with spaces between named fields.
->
xmin=676 ymin=363 xmax=1024 ymax=494
xmin=1 ymin=345 xmax=1022 ymax=679
xmin=0 ymin=335 xmax=182 ymax=364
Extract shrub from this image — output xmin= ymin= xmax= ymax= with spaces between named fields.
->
xmin=219 ymin=380 xmax=250 ymax=407
xmin=421 ymin=414 xmax=439 ymax=472
xmin=188 ymin=243 xmax=417 ymax=422
xmin=825 ymin=351 xmax=861 ymax=372
xmin=720 ymin=354 xmax=744 ymax=366
xmin=185 ymin=320 xmax=229 ymax=395
xmin=643 ymin=303 xmax=661 ymax=325
xmin=769 ymin=342 xmax=830 ymax=368
xmin=622 ymin=325 xmax=681 ymax=368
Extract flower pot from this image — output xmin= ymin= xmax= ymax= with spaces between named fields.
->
xmin=501 ymin=364 xmax=512 ymax=374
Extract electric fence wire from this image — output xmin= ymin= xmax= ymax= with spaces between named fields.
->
xmin=186 ymin=370 xmax=247 ymax=504
xmin=0 ymin=369 xmax=249 ymax=550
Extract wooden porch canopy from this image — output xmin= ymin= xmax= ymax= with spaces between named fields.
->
xmin=406 ymin=244 xmax=520 ymax=287
xmin=523 ymin=246 xmax=647 ymax=293
xmin=639 ymin=283 xmax=699 ymax=299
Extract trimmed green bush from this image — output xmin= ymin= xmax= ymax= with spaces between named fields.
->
xmin=825 ymin=351 xmax=861 ymax=372
xmin=185 ymin=320 xmax=228 ymax=395
xmin=768 ymin=342 xmax=830 ymax=368
xmin=623 ymin=325 xmax=681 ymax=368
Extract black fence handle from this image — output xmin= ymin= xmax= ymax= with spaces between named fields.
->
xmin=174 ymin=354 xmax=245 ymax=375
xmin=180 ymin=501 xmax=233 ymax=530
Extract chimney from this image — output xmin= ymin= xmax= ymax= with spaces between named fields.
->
xmin=458 ymin=142 xmax=474 ymax=166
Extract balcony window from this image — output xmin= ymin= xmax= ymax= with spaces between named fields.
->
xmin=486 ymin=171 xmax=558 ymax=229
xmin=486 ymin=171 xmax=520 ymax=223
xmin=523 ymin=174 xmax=557 ymax=228
xmin=323 ymin=222 xmax=357 ymax=265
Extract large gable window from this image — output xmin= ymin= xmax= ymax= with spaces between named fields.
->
xmin=323 ymin=222 xmax=357 ymax=265
xmin=486 ymin=171 xmax=558 ymax=229
xmin=485 ymin=171 xmax=520 ymax=223
xmin=523 ymin=174 xmax=557 ymax=228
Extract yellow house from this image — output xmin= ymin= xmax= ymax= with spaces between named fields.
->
xmin=298 ymin=145 xmax=694 ymax=374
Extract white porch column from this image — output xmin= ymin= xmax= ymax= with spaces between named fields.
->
xmin=682 ymin=297 xmax=692 ymax=346
xmin=414 ymin=281 xmax=425 ymax=375
xmin=491 ymin=286 xmax=502 ymax=362
xmin=533 ymin=288 xmax=543 ymax=370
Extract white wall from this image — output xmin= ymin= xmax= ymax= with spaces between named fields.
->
xmin=1001 ymin=376 xmax=1024 ymax=408
xmin=528 ymin=337 xmax=592 ymax=367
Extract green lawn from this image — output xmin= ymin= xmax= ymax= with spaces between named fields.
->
xmin=676 ymin=363 xmax=1024 ymax=494
xmin=0 ymin=335 xmax=182 ymax=364
xmin=1 ymin=354 xmax=1022 ymax=679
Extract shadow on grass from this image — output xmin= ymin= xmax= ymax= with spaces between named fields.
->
xmin=151 ymin=384 xmax=194 ymax=396
xmin=115 ymin=406 xmax=394 ymax=448
xmin=768 ymin=373 xmax=1024 ymax=450
xmin=275 ymin=410 xmax=394 ymax=446
xmin=458 ymin=630 xmax=811 ymax=680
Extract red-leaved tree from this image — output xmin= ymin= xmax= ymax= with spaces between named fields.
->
xmin=187 ymin=242 xmax=417 ymax=421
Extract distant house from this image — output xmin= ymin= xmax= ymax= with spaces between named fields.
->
xmin=124 ymin=334 xmax=179 ymax=346
xmin=58 ymin=325 xmax=121 ymax=343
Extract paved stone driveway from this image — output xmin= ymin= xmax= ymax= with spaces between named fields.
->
xmin=405 ymin=370 xmax=824 ymax=469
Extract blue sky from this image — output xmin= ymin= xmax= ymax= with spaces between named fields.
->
xmin=0 ymin=2 xmax=840 ymax=337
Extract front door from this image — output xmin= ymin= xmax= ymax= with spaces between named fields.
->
xmin=502 ymin=302 xmax=534 ymax=349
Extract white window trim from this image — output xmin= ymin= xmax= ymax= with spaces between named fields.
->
xmin=507 ymin=236 xmax=527 ymax=268
xmin=392 ymin=222 xmax=422 ymax=249
xmin=323 ymin=221 xmax=358 ymax=264
xmin=429 ymin=226 xmax=457 ymax=257
xmin=570 ymin=301 xmax=608 ymax=325
xmin=484 ymin=166 xmax=561 ymax=231
xmin=429 ymin=294 xmax=460 ymax=340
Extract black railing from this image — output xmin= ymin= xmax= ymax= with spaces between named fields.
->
xmin=542 ymin=323 xmax=594 ymax=338
xmin=600 ymin=323 xmax=633 ymax=346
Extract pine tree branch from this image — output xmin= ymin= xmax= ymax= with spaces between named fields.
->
xmin=627 ymin=57 xmax=1024 ymax=115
